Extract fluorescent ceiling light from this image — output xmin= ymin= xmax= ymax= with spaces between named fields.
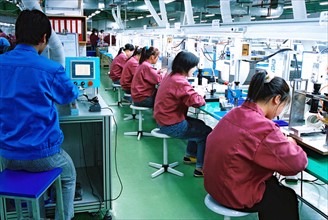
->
xmin=283 ymin=5 xmax=293 ymax=9
xmin=169 ymin=18 xmax=176 ymax=21
xmin=137 ymin=5 xmax=148 ymax=10
xmin=251 ymin=17 xmax=256 ymax=20
xmin=130 ymin=18 xmax=136 ymax=21
xmin=193 ymin=15 xmax=199 ymax=18
xmin=205 ymin=14 xmax=215 ymax=17
xmin=200 ymin=20 xmax=207 ymax=23
xmin=266 ymin=15 xmax=280 ymax=19
xmin=146 ymin=14 xmax=152 ymax=18
xmin=164 ymin=0 xmax=176 ymax=4
xmin=98 ymin=3 xmax=105 ymax=9
xmin=320 ymin=1 xmax=328 ymax=5
xmin=137 ymin=16 xmax=144 ymax=19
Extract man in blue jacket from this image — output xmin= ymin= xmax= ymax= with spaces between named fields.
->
xmin=0 ymin=10 xmax=79 ymax=219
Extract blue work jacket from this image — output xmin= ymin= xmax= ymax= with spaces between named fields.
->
xmin=0 ymin=44 xmax=79 ymax=160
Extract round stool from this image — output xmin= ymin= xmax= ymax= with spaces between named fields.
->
xmin=124 ymin=105 xmax=152 ymax=140
xmin=149 ymin=128 xmax=184 ymax=178
xmin=204 ymin=194 xmax=252 ymax=220
xmin=107 ymin=83 xmax=123 ymax=107
xmin=123 ymin=94 xmax=138 ymax=121
xmin=113 ymin=83 xmax=122 ymax=106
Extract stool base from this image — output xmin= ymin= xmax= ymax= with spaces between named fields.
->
xmin=149 ymin=162 xmax=184 ymax=178
xmin=124 ymin=131 xmax=152 ymax=140
xmin=123 ymin=113 xmax=141 ymax=121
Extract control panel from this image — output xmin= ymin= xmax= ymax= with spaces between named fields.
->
xmin=66 ymin=57 xmax=100 ymax=88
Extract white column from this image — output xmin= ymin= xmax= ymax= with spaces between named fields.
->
xmin=291 ymin=0 xmax=307 ymax=19
xmin=220 ymin=0 xmax=232 ymax=23
xmin=159 ymin=0 xmax=168 ymax=25
xmin=144 ymin=0 xmax=164 ymax=27
xmin=184 ymin=0 xmax=195 ymax=25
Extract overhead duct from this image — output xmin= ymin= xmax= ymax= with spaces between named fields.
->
xmin=220 ymin=0 xmax=284 ymax=21
xmin=21 ymin=0 xmax=65 ymax=66
xmin=112 ymin=5 xmax=124 ymax=29
xmin=109 ymin=0 xmax=135 ymax=6
xmin=144 ymin=0 xmax=165 ymax=27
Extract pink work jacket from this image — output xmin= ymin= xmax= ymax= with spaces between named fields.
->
xmin=204 ymin=101 xmax=308 ymax=209
xmin=109 ymin=52 xmax=127 ymax=82
xmin=154 ymin=73 xmax=205 ymax=126
xmin=120 ymin=56 xmax=138 ymax=91
xmin=131 ymin=61 xmax=162 ymax=103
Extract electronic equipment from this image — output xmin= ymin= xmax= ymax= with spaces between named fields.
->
xmin=225 ymin=82 xmax=244 ymax=107
xmin=288 ymin=79 xmax=328 ymax=155
xmin=66 ymin=57 xmax=100 ymax=88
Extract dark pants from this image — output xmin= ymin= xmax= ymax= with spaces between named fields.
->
xmin=133 ymin=94 xmax=156 ymax=108
xmin=158 ymin=116 xmax=212 ymax=168
xmin=239 ymin=176 xmax=299 ymax=220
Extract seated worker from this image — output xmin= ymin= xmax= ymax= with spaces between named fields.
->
xmin=204 ymin=70 xmax=308 ymax=220
xmin=153 ymin=51 xmax=212 ymax=177
xmin=109 ymin=43 xmax=134 ymax=84
xmin=120 ymin=46 xmax=143 ymax=95
xmin=0 ymin=10 xmax=79 ymax=219
xmin=131 ymin=46 xmax=166 ymax=108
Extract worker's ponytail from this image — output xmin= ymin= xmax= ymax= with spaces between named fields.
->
xmin=116 ymin=47 xmax=124 ymax=57
xmin=246 ymin=69 xmax=290 ymax=105
xmin=139 ymin=46 xmax=159 ymax=64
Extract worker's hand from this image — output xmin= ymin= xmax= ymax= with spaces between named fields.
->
xmin=317 ymin=111 xmax=328 ymax=125
xmin=194 ymin=86 xmax=206 ymax=97
xmin=287 ymin=136 xmax=297 ymax=144
xmin=160 ymin=68 xmax=168 ymax=75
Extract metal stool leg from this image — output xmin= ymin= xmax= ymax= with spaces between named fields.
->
xmin=149 ymin=137 xmax=183 ymax=178
xmin=14 ymin=199 xmax=23 ymax=218
xmin=0 ymin=197 xmax=5 ymax=220
xmin=55 ymin=176 xmax=65 ymax=220
xmin=137 ymin=110 xmax=152 ymax=140
xmin=31 ymin=199 xmax=40 ymax=219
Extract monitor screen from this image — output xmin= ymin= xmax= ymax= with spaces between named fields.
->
xmin=71 ymin=60 xmax=95 ymax=79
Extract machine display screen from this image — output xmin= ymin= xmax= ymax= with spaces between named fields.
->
xmin=71 ymin=61 xmax=95 ymax=79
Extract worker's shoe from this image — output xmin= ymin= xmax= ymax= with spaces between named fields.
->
xmin=183 ymin=156 xmax=197 ymax=164
xmin=193 ymin=168 xmax=204 ymax=178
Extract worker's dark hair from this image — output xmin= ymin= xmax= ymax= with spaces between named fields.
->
xmin=91 ymin=28 xmax=98 ymax=34
xmin=246 ymin=69 xmax=290 ymax=105
xmin=15 ymin=9 xmax=52 ymax=45
xmin=127 ymin=46 xmax=142 ymax=61
xmin=171 ymin=51 xmax=199 ymax=75
xmin=116 ymin=43 xmax=134 ymax=57
xmin=139 ymin=46 xmax=160 ymax=64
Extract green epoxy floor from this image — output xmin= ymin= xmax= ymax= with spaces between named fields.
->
xmin=74 ymin=67 xmax=327 ymax=220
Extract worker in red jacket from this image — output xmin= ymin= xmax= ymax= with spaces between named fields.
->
xmin=109 ymin=43 xmax=134 ymax=84
xmin=204 ymin=70 xmax=308 ymax=220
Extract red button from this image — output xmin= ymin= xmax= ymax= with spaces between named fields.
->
xmin=88 ymin=81 xmax=93 ymax=87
